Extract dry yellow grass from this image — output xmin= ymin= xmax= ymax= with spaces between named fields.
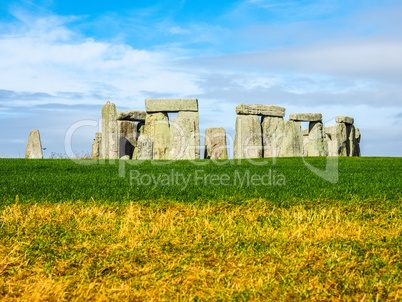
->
xmin=1 ymin=199 xmax=402 ymax=301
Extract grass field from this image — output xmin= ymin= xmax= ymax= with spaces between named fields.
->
xmin=1 ymin=157 xmax=402 ymax=300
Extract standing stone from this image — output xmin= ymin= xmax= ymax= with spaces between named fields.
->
xmin=101 ymin=101 xmax=118 ymax=159
xmin=178 ymin=111 xmax=200 ymax=159
xmin=234 ymin=115 xmax=262 ymax=159
xmin=304 ymin=122 xmax=328 ymax=156
xmin=347 ymin=125 xmax=356 ymax=157
xmin=354 ymin=128 xmax=361 ymax=157
xmin=204 ymin=127 xmax=228 ymax=159
xmin=25 ymin=129 xmax=43 ymax=159
xmin=325 ymin=123 xmax=348 ymax=156
xmin=118 ymin=121 xmax=137 ymax=159
xmin=236 ymin=104 xmax=285 ymax=117
xmin=133 ymin=134 xmax=152 ymax=160
xmin=261 ymin=116 xmax=285 ymax=157
xmin=92 ymin=132 xmax=102 ymax=159
xmin=137 ymin=121 xmax=145 ymax=140
xmin=168 ymin=117 xmax=196 ymax=160
xmin=145 ymin=99 xmax=198 ymax=113
xmin=144 ymin=112 xmax=170 ymax=159
xmin=280 ymin=121 xmax=303 ymax=157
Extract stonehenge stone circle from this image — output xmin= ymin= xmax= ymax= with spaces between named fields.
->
xmin=168 ymin=117 xmax=196 ymax=160
xmin=145 ymin=99 xmax=198 ymax=112
xmin=289 ymin=113 xmax=322 ymax=122
xmin=93 ymin=100 xmax=361 ymax=160
xmin=26 ymin=129 xmax=43 ymax=159
xmin=204 ymin=127 xmax=228 ymax=160
xmin=236 ymin=104 xmax=285 ymax=117
xmin=234 ymin=115 xmax=263 ymax=159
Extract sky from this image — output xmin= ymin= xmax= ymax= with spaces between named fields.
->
xmin=0 ymin=0 xmax=401 ymax=158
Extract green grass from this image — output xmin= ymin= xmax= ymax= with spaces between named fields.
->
xmin=1 ymin=157 xmax=402 ymax=300
xmin=0 ymin=157 xmax=401 ymax=206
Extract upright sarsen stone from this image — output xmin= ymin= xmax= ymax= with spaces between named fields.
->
xmin=261 ymin=116 xmax=285 ymax=157
xmin=234 ymin=115 xmax=262 ymax=159
xmin=178 ymin=111 xmax=200 ymax=159
xmin=118 ymin=121 xmax=137 ymax=159
xmin=204 ymin=127 xmax=228 ymax=159
xmin=25 ymin=129 xmax=43 ymax=159
xmin=133 ymin=134 xmax=152 ymax=160
xmin=304 ymin=122 xmax=328 ymax=156
xmin=354 ymin=128 xmax=361 ymax=157
xmin=325 ymin=123 xmax=348 ymax=156
xmin=168 ymin=117 xmax=196 ymax=160
xmin=144 ymin=112 xmax=170 ymax=159
xmin=92 ymin=132 xmax=102 ymax=159
xmin=280 ymin=121 xmax=303 ymax=157
xmin=102 ymin=101 xmax=118 ymax=159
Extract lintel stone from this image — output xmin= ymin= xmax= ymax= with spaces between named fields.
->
xmin=236 ymin=104 xmax=285 ymax=117
xmin=336 ymin=116 xmax=354 ymax=125
xmin=145 ymin=99 xmax=198 ymax=113
xmin=116 ymin=110 xmax=146 ymax=122
xmin=289 ymin=113 xmax=322 ymax=122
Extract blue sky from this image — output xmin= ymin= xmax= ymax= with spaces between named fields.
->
xmin=0 ymin=0 xmax=401 ymax=157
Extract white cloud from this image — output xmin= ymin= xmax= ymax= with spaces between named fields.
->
xmin=0 ymin=14 xmax=202 ymax=107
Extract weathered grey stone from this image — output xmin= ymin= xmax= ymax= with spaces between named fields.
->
xmin=236 ymin=104 xmax=285 ymax=117
xmin=101 ymin=101 xmax=118 ymax=159
xmin=347 ymin=125 xmax=356 ymax=157
xmin=304 ymin=122 xmax=328 ymax=156
xmin=354 ymin=127 xmax=361 ymax=156
xmin=234 ymin=115 xmax=262 ymax=159
xmin=92 ymin=132 xmax=102 ymax=159
xmin=261 ymin=116 xmax=285 ymax=157
xmin=120 ymin=155 xmax=130 ymax=160
xmin=336 ymin=116 xmax=354 ymax=125
xmin=118 ymin=121 xmax=137 ymax=159
xmin=25 ymin=129 xmax=43 ymax=159
xmin=178 ymin=111 xmax=200 ymax=159
xmin=145 ymin=99 xmax=198 ymax=113
xmin=168 ymin=117 xmax=196 ymax=160
xmin=116 ymin=110 xmax=146 ymax=122
xmin=144 ymin=112 xmax=170 ymax=159
xmin=325 ymin=123 xmax=348 ymax=156
xmin=302 ymin=128 xmax=309 ymax=136
xmin=303 ymin=135 xmax=309 ymax=156
xmin=289 ymin=113 xmax=322 ymax=122
xmin=280 ymin=121 xmax=303 ymax=157
xmin=204 ymin=127 xmax=228 ymax=159
xmin=133 ymin=134 xmax=152 ymax=160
